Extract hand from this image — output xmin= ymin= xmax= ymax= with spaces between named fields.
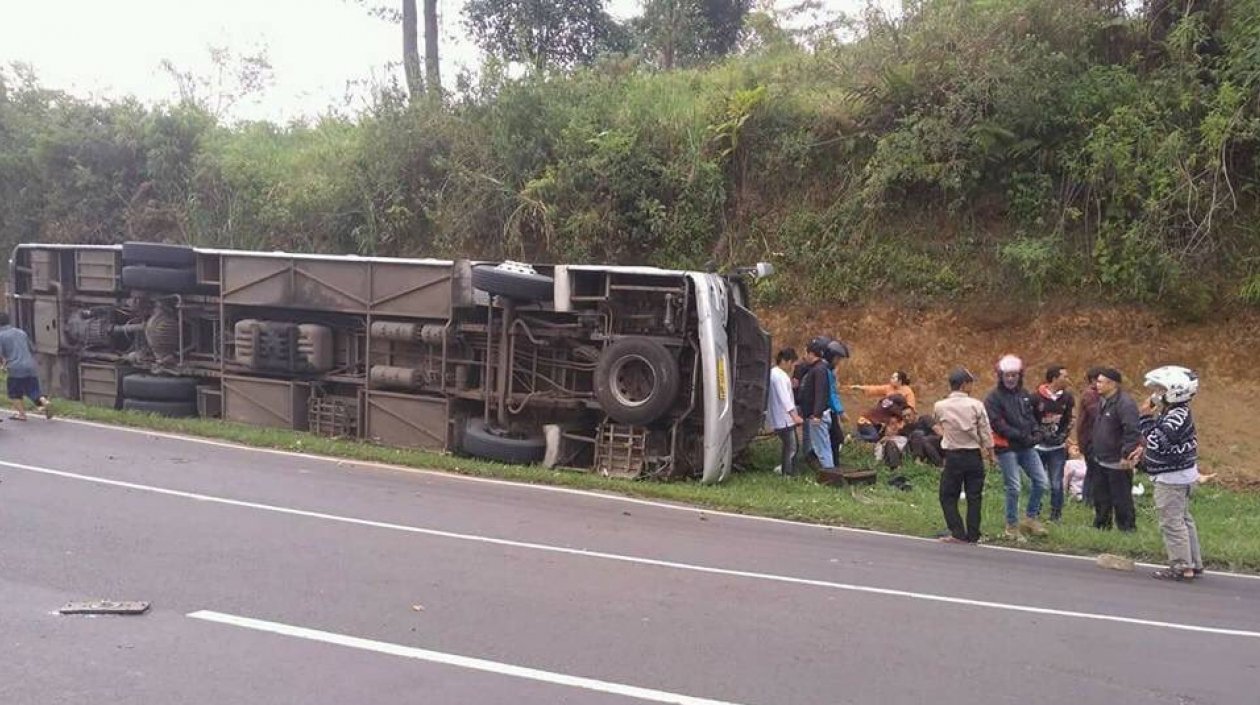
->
xmin=1127 ymin=446 xmax=1144 ymax=465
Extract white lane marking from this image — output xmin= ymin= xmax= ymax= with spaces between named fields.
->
xmin=188 ymin=610 xmax=746 ymax=705
xmin=28 ymin=414 xmax=1260 ymax=582
xmin=7 ymin=459 xmax=1260 ymax=640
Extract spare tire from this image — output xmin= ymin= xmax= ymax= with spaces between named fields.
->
xmin=460 ymin=418 xmax=546 ymax=464
xmin=122 ymin=241 xmax=197 ymax=268
xmin=121 ymin=265 xmax=199 ymax=293
xmin=594 ymin=338 xmax=681 ymax=426
xmin=122 ymin=398 xmax=198 ymax=418
xmin=471 ymin=264 xmax=554 ymax=303
xmin=123 ymin=374 xmax=198 ymax=402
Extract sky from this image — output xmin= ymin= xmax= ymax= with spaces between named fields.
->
xmin=0 ymin=0 xmax=887 ymax=123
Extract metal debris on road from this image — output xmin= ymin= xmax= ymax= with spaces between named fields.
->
xmin=1096 ymin=554 xmax=1136 ymax=571
xmin=59 ymin=600 xmax=151 ymax=616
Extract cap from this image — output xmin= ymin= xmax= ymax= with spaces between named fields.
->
xmin=948 ymin=367 xmax=975 ymax=387
xmin=1098 ymin=368 xmax=1122 ymax=384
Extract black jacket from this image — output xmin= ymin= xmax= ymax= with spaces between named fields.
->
xmin=1091 ymin=391 xmax=1141 ymax=465
xmin=985 ymin=382 xmax=1040 ymax=452
xmin=797 ymin=359 xmax=832 ymax=419
xmin=1034 ymin=384 xmax=1075 ymax=449
xmin=1139 ymin=405 xmax=1197 ymax=476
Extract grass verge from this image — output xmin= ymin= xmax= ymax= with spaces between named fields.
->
xmin=45 ymin=400 xmax=1260 ymax=574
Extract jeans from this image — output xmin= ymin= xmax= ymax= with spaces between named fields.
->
xmin=807 ymin=411 xmax=834 ymax=469
xmin=1093 ymin=463 xmax=1136 ymax=531
xmin=1082 ymin=457 xmax=1097 ymax=504
xmin=997 ymin=447 xmax=1048 ymax=526
xmin=1037 ymin=447 xmax=1067 ymax=519
xmin=940 ymin=449 xmax=985 ymax=542
xmin=1154 ymin=482 xmax=1202 ymax=572
xmin=775 ymin=427 xmax=799 ymax=476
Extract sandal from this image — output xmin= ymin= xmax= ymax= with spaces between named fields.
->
xmin=1152 ymin=568 xmax=1194 ymax=582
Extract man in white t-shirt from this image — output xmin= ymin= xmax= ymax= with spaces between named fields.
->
xmin=767 ymin=348 xmax=804 ymax=476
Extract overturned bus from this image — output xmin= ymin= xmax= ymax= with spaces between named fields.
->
xmin=8 ymin=243 xmax=772 ymax=483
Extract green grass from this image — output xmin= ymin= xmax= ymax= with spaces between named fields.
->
xmin=50 ymin=400 xmax=1260 ymax=574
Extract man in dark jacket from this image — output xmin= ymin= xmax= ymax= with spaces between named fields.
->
xmin=797 ymin=338 xmax=835 ymax=470
xmin=1034 ymin=366 xmax=1075 ymax=521
xmin=1090 ymin=368 xmax=1141 ymax=531
xmin=985 ymin=355 xmax=1050 ymax=539
xmin=1075 ymin=366 xmax=1104 ymax=504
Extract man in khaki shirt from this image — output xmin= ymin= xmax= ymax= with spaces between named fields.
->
xmin=934 ymin=368 xmax=996 ymax=543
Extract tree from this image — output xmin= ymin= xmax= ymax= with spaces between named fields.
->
xmin=424 ymin=0 xmax=441 ymax=96
xmin=463 ymin=0 xmax=622 ymax=72
xmin=402 ymin=0 xmax=424 ymax=98
xmin=640 ymin=0 xmax=707 ymax=69
xmin=637 ymin=0 xmax=751 ymax=69
xmin=351 ymin=1 xmax=441 ymax=100
xmin=160 ymin=46 xmax=274 ymax=119
xmin=697 ymin=0 xmax=751 ymax=57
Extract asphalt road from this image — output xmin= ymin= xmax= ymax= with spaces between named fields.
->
xmin=1 ymin=418 xmax=1258 ymax=705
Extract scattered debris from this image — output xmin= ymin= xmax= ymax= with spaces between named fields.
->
xmin=1096 ymin=554 xmax=1136 ymax=571
xmin=59 ymin=600 xmax=150 ymax=616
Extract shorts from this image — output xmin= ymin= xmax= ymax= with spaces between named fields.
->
xmin=7 ymin=375 xmax=43 ymax=402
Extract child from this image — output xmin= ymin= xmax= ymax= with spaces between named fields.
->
xmin=1064 ymin=444 xmax=1088 ymax=502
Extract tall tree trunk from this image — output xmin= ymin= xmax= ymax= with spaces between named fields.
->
xmin=402 ymin=0 xmax=424 ymax=100
xmin=423 ymin=0 xmax=441 ymax=96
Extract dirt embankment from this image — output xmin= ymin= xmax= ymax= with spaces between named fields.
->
xmin=760 ymin=304 xmax=1260 ymax=487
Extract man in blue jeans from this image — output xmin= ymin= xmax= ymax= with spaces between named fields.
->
xmin=0 ymin=312 xmax=53 ymax=421
xmin=797 ymin=338 xmax=835 ymax=470
xmin=985 ymin=355 xmax=1048 ymax=539
xmin=1034 ymin=365 xmax=1075 ymax=522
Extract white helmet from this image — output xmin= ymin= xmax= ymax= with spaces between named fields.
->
xmin=996 ymin=354 xmax=1023 ymax=373
xmin=1144 ymin=365 xmax=1199 ymax=404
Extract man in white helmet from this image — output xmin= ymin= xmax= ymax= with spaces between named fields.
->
xmin=1131 ymin=366 xmax=1203 ymax=581
xmin=984 ymin=354 xmax=1050 ymax=539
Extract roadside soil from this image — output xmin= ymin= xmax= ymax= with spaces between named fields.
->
xmin=761 ymin=303 xmax=1259 ymax=488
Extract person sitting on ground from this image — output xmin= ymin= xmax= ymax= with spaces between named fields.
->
xmin=855 ymin=393 xmax=909 ymax=442
xmin=874 ymin=413 xmax=910 ymax=470
xmin=1064 ymin=444 xmax=1088 ymax=502
xmin=851 ymin=370 xmax=917 ymax=411
xmin=901 ymin=406 xmax=944 ymax=467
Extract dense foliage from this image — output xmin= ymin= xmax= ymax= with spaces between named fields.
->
xmin=2 ymin=0 xmax=1259 ymax=314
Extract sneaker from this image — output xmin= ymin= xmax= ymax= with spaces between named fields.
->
xmin=938 ymin=536 xmax=968 ymax=544
xmin=1003 ymin=524 xmax=1022 ymax=540
xmin=1020 ymin=517 xmax=1048 ymax=537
